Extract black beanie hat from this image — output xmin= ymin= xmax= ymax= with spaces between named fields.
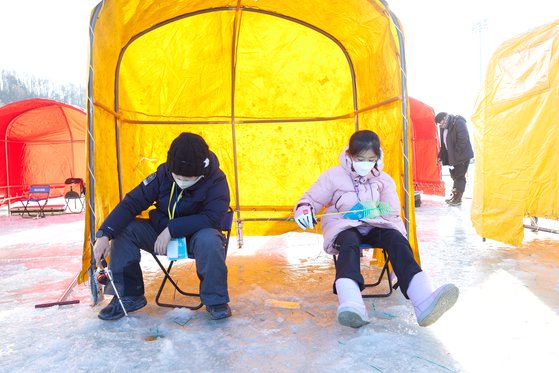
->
xmin=166 ymin=133 xmax=210 ymax=177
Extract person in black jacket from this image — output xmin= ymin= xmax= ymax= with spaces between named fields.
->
xmin=435 ymin=112 xmax=474 ymax=206
xmin=93 ymin=133 xmax=231 ymax=320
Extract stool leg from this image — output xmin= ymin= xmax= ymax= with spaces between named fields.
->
xmin=362 ymin=250 xmax=393 ymax=298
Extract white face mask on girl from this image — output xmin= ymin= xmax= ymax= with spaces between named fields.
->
xmin=352 ymin=161 xmax=376 ymax=176
xmin=173 ymin=175 xmax=203 ymax=189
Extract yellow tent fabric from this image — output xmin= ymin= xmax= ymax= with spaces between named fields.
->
xmin=80 ymin=0 xmax=419 ymax=283
xmin=472 ymin=19 xmax=559 ymax=246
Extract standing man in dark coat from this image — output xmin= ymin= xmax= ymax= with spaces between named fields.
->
xmin=93 ymin=132 xmax=231 ymax=320
xmin=436 ymin=112 xmax=474 ymax=206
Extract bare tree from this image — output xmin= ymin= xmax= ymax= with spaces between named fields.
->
xmin=0 ymin=70 xmax=85 ymax=108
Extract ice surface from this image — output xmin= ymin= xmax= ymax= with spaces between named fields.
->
xmin=1 ymin=192 xmax=559 ymax=372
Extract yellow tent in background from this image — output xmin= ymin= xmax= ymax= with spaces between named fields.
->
xmin=80 ymin=0 xmax=419 ymax=284
xmin=472 ymin=19 xmax=559 ymax=246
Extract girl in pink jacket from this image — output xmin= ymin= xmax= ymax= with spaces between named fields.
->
xmin=294 ymin=130 xmax=458 ymax=328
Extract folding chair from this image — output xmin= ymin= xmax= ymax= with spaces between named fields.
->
xmin=333 ymin=244 xmax=396 ymax=298
xmin=22 ymin=185 xmax=50 ymax=218
xmin=64 ymin=178 xmax=85 ymax=213
xmin=152 ymin=208 xmax=234 ymax=309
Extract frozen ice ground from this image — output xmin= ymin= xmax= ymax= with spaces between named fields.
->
xmin=1 ymin=194 xmax=559 ymax=372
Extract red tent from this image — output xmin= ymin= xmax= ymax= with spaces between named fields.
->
xmin=410 ymin=97 xmax=444 ymax=196
xmin=0 ymin=98 xmax=86 ymax=206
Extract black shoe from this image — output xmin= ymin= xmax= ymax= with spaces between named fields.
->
xmin=447 ymin=199 xmax=462 ymax=206
xmin=206 ymin=303 xmax=232 ymax=320
xmin=447 ymin=191 xmax=463 ymax=206
xmin=98 ymin=295 xmax=147 ymax=321
xmin=445 ymin=189 xmax=457 ymax=204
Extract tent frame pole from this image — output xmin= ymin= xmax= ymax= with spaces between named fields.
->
xmin=86 ymin=2 xmax=104 ymax=305
xmin=231 ymin=3 xmax=243 ymax=249
xmin=382 ymin=1 xmax=411 ymax=233
xmin=4 ymin=132 xmax=10 ymax=212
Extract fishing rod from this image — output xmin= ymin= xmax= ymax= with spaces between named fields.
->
xmin=240 ymin=205 xmax=395 ymax=222
xmin=96 ymin=257 xmax=128 ymax=317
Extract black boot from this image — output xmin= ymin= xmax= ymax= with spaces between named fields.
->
xmin=448 ymin=191 xmax=463 ymax=206
xmin=445 ymin=189 xmax=457 ymax=204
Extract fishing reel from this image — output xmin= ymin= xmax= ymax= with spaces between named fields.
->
xmin=95 ymin=257 xmax=111 ymax=286
xmin=96 ymin=268 xmax=109 ymax=286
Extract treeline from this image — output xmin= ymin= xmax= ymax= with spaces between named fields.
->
xmin=0 ymin=70 xmax=85 ymax=108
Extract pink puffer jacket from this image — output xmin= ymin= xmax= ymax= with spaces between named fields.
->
xmin=295 ymin=147 xmax=406 ymax=254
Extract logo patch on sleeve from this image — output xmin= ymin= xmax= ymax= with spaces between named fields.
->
xmin=142 ymin=172 xmax=157 ymax=186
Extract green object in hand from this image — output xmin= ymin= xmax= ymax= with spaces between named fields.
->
xmin=343 ymin=200 xmax=394 ymax=220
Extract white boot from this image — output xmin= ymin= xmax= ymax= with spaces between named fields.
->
xmin=335 ymin=278 xmax=369 ymax=328
xmin=408 ymin=271 xmax=459 ymax=327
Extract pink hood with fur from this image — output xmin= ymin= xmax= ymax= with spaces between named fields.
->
xmin=295 ymin=147 xmax=406 ymax=254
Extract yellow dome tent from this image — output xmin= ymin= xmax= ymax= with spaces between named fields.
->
xmin=472 ymin=19 xmax=559 ymax=246
xmin=80 ymin=0 xmax=419 ymax=285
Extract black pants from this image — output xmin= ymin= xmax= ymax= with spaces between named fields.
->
xmin=108 ymin=219 xmax=229 ymax=306
xmin=449 ymin=161 xmax=470 ymax=193
xmin=333 ymin=227 xmax=422 ymax=298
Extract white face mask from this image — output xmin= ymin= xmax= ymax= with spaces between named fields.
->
xmin=352 ymin=161 xmax=376 ymax=176
xmin=173 ymin=175 xmax=203 ymax=189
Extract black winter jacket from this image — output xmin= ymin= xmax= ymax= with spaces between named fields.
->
xmin=438 ymin=115 xmax=474 ymax=166
xmin=99 ymin=151 xmax=230 ymax=239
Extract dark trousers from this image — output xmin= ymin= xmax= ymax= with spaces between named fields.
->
xmin=449 ymin=161 xmax=470 ymax=193
xmin=333 ymin=227 xmax=422 ymax=298
xmin=108 ymin=219 xmax=229 ymax=306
